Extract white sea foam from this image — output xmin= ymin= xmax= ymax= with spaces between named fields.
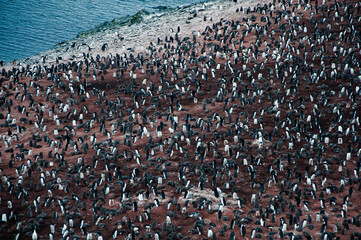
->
xmin=3 ymin=0 xmax=264 ymax=69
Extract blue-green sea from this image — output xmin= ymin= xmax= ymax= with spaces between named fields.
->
xmin=0 ymin=0 xmax=210 ymax=63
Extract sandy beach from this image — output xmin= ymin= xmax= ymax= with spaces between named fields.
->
xmin=1 ymin=0 xmax=361 ymax=239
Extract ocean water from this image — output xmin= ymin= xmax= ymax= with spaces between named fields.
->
xmin=0 ymin=0 xmax=208 ymax=63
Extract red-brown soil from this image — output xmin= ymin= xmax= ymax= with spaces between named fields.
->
xmin=1 ymin=0 xmax=361 ymax=239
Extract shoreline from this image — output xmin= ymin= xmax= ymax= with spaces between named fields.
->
xmin=1 ymin=0 xmax=263 ymax=70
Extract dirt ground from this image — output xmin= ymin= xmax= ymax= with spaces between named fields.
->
xmin=1 ymin=0 xmax=361 ymax=239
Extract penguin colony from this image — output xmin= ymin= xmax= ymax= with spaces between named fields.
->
xmin=1 ymin=0 xmax=361 ymax=239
